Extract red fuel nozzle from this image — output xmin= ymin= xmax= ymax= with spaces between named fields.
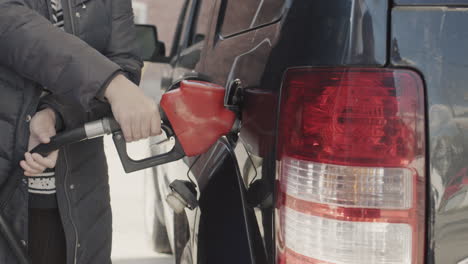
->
xmin=31 ymin=80 xmax=237 ymax=173
xmin=160 ymin=80 xmax=237 ymax=157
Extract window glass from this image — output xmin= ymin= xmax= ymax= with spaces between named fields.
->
xmin=220 ymin=0 xmax=287 ymax=37
xmin=190 ymin=0 xmax=216 ymax=45
xmin=179 ymin=0 xmax=196 ymax=49
xmin=132 ymin=0 xmax=186 ymax=51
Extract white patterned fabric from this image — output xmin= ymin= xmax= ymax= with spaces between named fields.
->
xmin=27 ymin=0 xmax=64 ymax=200
xmin=51 ymin=0 xmax=64 ymax=30
xmin=28 ymin=173 xmax=56 ymax=195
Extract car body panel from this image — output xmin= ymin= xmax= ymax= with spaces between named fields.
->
xmin=152 ymin=1 xmax=268 ymax=262
xmin=196 ymin=0 xmax=389 ymax=263
xmin=149 ymin=0 xmax=468 ymax=263
xmin=201 ymin=0 xmax=390 ymax=263
xmin=194 ymin=137 xmax=265 ymax=264
xmin=391 ymin=6 xmax=468 ymax=264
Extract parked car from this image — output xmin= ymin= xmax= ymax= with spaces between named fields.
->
xmin=136 ymin=0 xmax=468 ymax=263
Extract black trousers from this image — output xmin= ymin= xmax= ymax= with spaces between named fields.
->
xmin=28 ymin=208 xmax=67 ymax=264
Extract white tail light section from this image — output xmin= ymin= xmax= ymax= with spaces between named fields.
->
xmin=281 ymin=157 xmax=413 ymax=209
xmin=281 ymin=207 xmax=412 ymax=264
xmin=276 ymin=68 xmax=426 ymax=264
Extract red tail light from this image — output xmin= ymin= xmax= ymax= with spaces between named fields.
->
xmin=276 ymin=68 xmax=425 ymax=264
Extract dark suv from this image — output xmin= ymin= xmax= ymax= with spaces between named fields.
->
xmin=139 ymin=0 xmax=468 ymax=263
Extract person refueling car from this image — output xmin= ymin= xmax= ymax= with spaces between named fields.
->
xmin=0 ymin=0 xmax=160 ymax=263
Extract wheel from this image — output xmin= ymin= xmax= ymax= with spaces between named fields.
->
xmin=144 ymin=167 xmax=172 ymax=254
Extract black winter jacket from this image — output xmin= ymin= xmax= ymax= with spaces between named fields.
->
xmin=0 ymin=0 xmax=143 ymax=263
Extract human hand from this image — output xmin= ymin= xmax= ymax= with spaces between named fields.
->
xmin=20 ymin=108 xmax=59 ymax=176
xmin=104 ymin=74 xmax=161 ymax=142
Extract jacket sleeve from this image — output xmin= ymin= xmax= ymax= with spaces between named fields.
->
xmin=39 ymin=94 xmax=111 ymax=130
xmin=102 ymin=0 xmax=143 ymax=85
xmin=38 ymin=0 xmax=143 ymax=129
xmin=0 ymin=0 xmax=122 ymax=110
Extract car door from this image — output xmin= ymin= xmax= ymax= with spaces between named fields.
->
xmin=159 ymin=0 xmax=289 ymax=262
xmin=139 ymin=0 xmax=208 ymax=258
xmin=152 ymin=0 xmax=218 ymax=262
xmin=170 ymin=0 xmax=215 ymax=81
xmin=179 ymin=0 xmax=289 ymax=263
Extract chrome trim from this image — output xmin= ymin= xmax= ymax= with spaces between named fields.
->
xmin=84 ymin=120 xmax=106 ymax=139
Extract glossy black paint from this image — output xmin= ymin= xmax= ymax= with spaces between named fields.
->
xmin=157 ymin=0 xmax=392 ymax=263
xmin=271 ymin=0 xmax=388 ymax=67
xmin=391 ymin=6 xmax=468 ymax=264
xmin=195 ymin=139 xmax=256 ymax=264
xmin=195 ymin=0 xmax=389 ymax=263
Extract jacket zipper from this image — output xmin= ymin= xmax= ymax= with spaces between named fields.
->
xmin=62 ymin=2 xmax=78 ymax=263
xmin=0 ymin=105 xmax=35 ymax=210
xmin=63 ymin=148 xmax=79 ymax=264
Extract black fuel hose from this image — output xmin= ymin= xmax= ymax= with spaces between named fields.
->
xmin=31 ymin=127 xmax=87 ymax=156
xmin=30 ymin=117 xmax=120 ymax=156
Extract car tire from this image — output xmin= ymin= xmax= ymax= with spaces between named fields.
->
xmin=144 ymin=168 xmax=172 ymax=254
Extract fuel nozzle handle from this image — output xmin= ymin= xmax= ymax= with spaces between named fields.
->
xmin=30 ymin=117 xmax=186 ymax=173
xmin=111 ymin=123 xmax=185 ymax=173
